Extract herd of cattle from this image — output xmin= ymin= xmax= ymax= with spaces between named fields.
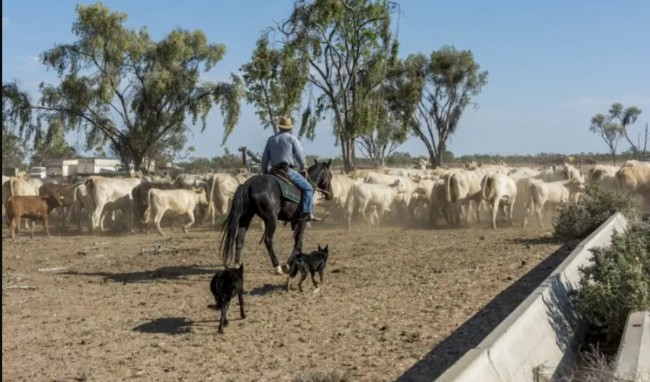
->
xmin=1 ymin=159 xmax=649 ymax=241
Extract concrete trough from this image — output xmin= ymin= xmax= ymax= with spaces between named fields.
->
xmin=615 ymin=310 xmax=650 ymax=381
xmin=436 ymin=212 xmax=629 ymax=382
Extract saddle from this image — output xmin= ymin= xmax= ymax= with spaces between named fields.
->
xmin=269 ymin=163 xmax=302 ymax=204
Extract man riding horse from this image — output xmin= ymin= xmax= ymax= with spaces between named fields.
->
xmin=220 ymin=116 xmax=333 ymax=275
xmin=260 ymin=116 xmax=321 ymax=222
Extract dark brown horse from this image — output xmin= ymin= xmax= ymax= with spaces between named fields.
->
xmin=220 ymin=159 xmax=333 ymax=274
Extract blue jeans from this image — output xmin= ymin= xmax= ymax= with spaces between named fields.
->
xmin=287 ymin=168 xmax=314 ymax=214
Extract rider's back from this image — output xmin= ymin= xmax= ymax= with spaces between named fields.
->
xmin=264 ymin=132 xmax=304 ymax=169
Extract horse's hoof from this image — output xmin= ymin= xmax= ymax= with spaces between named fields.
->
xmin=275 ymin=265 xmax=284 ymax=275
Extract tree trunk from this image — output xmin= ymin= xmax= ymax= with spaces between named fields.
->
xmin=341 ymin=136 xmax=356 ymax=173
xmin=611 ymin=150 xmax=616 ymax=165
xmin=428 ymin=151 xmax=437 ymax=169
xmin=132 ymin=152 xmax=144 ymax=174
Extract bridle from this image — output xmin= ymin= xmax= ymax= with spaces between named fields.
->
xmin=305 ymin=166 xmax=332 ymax=199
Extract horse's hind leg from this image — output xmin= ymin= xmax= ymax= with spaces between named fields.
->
xmin=234 ymin=212 xmax=254 ymax=267
xmin=261 ymin=217 xmax=282 ymax=274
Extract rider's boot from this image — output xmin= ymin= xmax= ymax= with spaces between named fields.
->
xmin=299 ymin=212 xmax=322 ymax=222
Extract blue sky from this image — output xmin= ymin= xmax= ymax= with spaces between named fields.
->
xmin=3 ymin=0 xmax=650 ymax=160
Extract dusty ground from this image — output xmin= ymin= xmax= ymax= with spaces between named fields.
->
xmin=2 ymin=220 xmax=564 ymax=382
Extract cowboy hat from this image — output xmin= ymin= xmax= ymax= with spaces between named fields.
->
xmin=278 ymin=116 xmax=294 ymax=130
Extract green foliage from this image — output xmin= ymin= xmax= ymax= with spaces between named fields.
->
xmin=553 ymin=185 xmax=639 ymax=242
xmin=36 ymin=3 xmax=242 ymax=171
xmin=241 ymin=34 xmax=308 ymax=133
xmin=589 ymin=113 xmax=622 ymax=164
xmin=176 ymin=151 xmax=242 ymax=173
xmin=572 ymin=222 xmax=650 ymax=346
xmin=607 ymin=102 xmax=644 ymax=158
xmin=2 ymin=132 xmax=26 ymax=168
xmin=356 ymin=80 xmax=410 ymax=167
xmin=2 ymin=82 xmax=33 ymax=166
xmin=392 ymin=46 xmax=488 ymax=167
xmin=31 ymin=116 xmax=77 ymax=165
xmin=273 ymin=0 xmax=400 ymax=172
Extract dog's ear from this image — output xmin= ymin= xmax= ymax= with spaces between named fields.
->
xmin=238 ymin=264 xmax=244 ymax=273
xmin=317 ymin=243 xmax=322 ymax=251
xmin=323 ymin=244 xmax=328 ymax=252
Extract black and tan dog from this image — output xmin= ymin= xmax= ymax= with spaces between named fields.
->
xmin=209 ymin=264 xmax=245 ymax=334
xmin=285 ymin=244 xmax=330 ymax=292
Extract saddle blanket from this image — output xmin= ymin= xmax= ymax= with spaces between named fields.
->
xmin=272 ymin=175 xmax=301 ymax=204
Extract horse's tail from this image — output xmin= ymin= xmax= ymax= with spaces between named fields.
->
xmin=220 ymin=184 xmax=249 ymax=267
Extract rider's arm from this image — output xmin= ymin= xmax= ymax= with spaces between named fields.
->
xmin=292 ymin=136 xmax=307 ymax=171
xmin=261 ymin=142 xmax=271 ymax=174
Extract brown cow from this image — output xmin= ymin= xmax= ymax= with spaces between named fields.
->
xmin=6 ymin=194 xmax=64 ymax=242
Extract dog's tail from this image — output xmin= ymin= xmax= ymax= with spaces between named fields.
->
xmin=220 ymin=183 xmax=249 ymax=267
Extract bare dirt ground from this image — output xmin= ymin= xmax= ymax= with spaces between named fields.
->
xmin=2 ymin=220 xmax=565 ymax=382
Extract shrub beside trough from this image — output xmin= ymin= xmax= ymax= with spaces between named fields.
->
xmin=435 ymin=212 xmax=629 ymax=382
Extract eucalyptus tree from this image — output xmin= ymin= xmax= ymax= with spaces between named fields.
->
xmin=35 ymin=3 xmax=242 ymax=171
xmin=2 ymin=82 xmax=32 ymax=166
xmin=607 ymin=103 xmax=644 ymax=158
xmin=241 ymin=34 xmax=308 ymax=134
xmin=356 ymin=83 xmax=409 ymax=167
xmin=394 ymin=46 xmax=488 ymax=167
xmin=589 ymin=114 xmax=622 ymax=164
xmin=270 ymin=0 xmax=400 ymax=172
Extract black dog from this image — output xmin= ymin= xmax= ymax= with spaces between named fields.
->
xmin=209 ymin=264 xmax=245 ymax=334
xmin=285 ymin=244 xmax=329 ymax=292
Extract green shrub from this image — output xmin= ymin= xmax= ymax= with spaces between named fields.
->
xmin=553 ymin=185 xmax=638 ymax=241
xmin=572 ymin=222 xmax=650 ymax=346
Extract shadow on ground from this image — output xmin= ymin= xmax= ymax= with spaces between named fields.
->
xmin=62 ymin=265 xmax=214 ymax=283
xmin=396 ymin=243 xmax=572 ymax=382
xmin=133 ymin=317 xmax=194 ymax=335
xmin=248 ymin=283 xmax=286 ymax=296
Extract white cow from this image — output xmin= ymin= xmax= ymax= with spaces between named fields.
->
xmin=444 ymin=169 xmax=485 ymax=225
xmin=345 ymin=179 xmax=406 ymax=228
xmin=72 ymin=184 xmax=93 ymax=232
xmin=523 ymin=179 xmax=585 ymax=228
xmin=364 ymin=172 xmax=417 ymax=217
xmin=623 ymin=160 xmax=650 ymax=168
xmin=508 ymin=167 xmax=541 ymax=181
xmin=587 ymin=165 xmax=619 ymax=192
xmin=207 ymin=173 xmax=244 ymax=225
xmin=481 ymin=173 xmax=517 ymax=229
xmin=321 ymin=174 xmax=360 ymax=221
xmin=145 ymin=187 xmax=209 ymax=235
xmin=85 ymin=176 xmax=142 ymax=232
xmin=616 ymin=164 xmax=650 ymax=208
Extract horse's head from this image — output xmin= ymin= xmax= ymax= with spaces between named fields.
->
xmin=307 ymin=158 xmax=334 ymax=201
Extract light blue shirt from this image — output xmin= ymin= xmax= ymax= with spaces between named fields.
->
xmin=261 ymin=131 xmax=307 ymax=174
